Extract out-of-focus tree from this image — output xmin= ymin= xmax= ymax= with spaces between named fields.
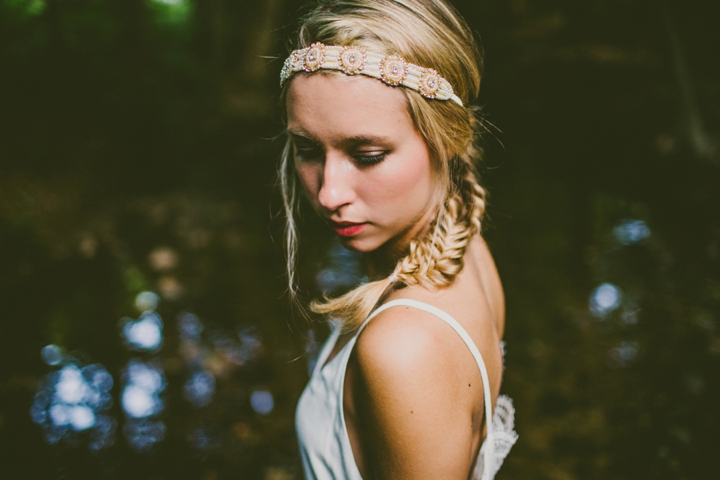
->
xmin=0 ymin=0 xmax=718 ymax=479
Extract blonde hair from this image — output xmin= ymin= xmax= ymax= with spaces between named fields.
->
xmin=280 ymin=0 xmax=487 ymax=331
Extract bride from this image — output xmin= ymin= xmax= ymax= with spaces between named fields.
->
xmin=278 ymin=1 xmax=517 ymax=478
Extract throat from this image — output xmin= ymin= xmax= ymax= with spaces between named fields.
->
xmin=363 ymin=204 xmax=438 ymax=281
xmin=363 ymin=246 xmax=397 ymax=281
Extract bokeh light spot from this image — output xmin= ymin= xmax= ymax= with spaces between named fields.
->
xmin=135 ymin=291 xmax=160 ymax=312
xmin=122 ymin=386 xmax=158 ymax=418
xmin=184 ymin=370 xmax=215 ymax=407
xmin=148 ymin=247 xmax=178 ymax=271
xmin=188 ymin=426 xmax=220 ymax=451
xmin=122 ymin=311 xmax=163 ymax=351
xmin=123 ymin=419 xmax=166 ymax=452
xmin=178 ymin=312 xmax=203 ymax=340
xmin=613 ymin=219 xmax=651 ymax=245
xmin=56 ymin=365 xmax=88 ymax=404
xmin=121 ymin=360 xmax=165 ymax=419
xmin=590 ymin=283 xmax=622 ymax=317
xmin=250 ymin=390 xmax=274 ymax=415
xmin=69 ymin=405 xmax=96 ymax=431
xmin=41 ymin=344 xmax=63 ymax=366
xmin=31 ymin=361 xmax=115 ymax=447
xmin=609 ymin=341 xmax=639 ymax=368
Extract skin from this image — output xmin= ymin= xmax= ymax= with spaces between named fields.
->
xmin=287 ymin=71 xmax=505 ymax=480
xmin=287 ymin=72 xmax=440 ymax=261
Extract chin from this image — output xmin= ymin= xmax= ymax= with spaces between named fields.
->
xmin=337 ymin=235 xmax=382 ymax=253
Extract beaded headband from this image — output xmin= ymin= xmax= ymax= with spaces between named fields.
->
xmin=280 ymin=42 xmax=463 ymax=107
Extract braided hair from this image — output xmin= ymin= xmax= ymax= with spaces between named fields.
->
xmin=281 ymin=0 xmax=488 ymax=330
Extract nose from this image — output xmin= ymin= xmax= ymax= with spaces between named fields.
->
xmin=317 ymin=154 xmax=356 ymax=213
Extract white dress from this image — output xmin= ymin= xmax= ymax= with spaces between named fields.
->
xmin=296 ymin=299 xmax=518 ymax=480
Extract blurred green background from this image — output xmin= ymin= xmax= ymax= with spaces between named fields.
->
xmin=1 ymin=0 xmax=719 ymax=479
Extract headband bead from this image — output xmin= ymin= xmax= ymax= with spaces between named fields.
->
xmin=380 ymin=55 xmax=407 ymax=86
xmin=303 ymin=42 xmax=325 ymax=72
xmin=280 ymin=42 xmax=463 ymax=106
xmin=339 ymin=46 xmax=366 ymax=75
xmin=418 ymin=68 xmax=441 ymax=99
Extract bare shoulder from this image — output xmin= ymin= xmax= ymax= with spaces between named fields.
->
xmin=354 ymin=303 xmax=466 ymax=386
xmin=350 ymin=303 xmax=484 ymax=478
xmin=353 ymin=294 xmax=498 ymax=399
xmin=346 ymin=236 xmax=505 ymax=477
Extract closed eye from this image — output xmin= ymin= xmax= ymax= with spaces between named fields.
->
xmin=354 ymin=152 xmax=387 ymax=166
xmin=293 ymin=145 xmax=323 ymax=162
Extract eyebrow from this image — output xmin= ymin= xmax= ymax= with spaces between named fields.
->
xmin=286 ymin=130 xmax=392 ymax=146
xmin=344 ymin=135 xmax=392 ymax=146
xmin=287 ymin=130 xmax=319 ymax=143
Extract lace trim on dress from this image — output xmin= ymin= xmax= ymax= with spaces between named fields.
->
xmin=473 ymin=395 xmax=518 ymax=480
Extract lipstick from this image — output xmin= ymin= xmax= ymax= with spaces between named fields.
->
xmin=332 ymin=222 xmax=366 ymax=237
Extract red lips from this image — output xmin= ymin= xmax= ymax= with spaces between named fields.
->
xmin=330 ymin=222 xmax=367 ymax=237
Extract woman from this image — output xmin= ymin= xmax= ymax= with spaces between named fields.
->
xmin=279 ymin=1 xmax=517 ymax=478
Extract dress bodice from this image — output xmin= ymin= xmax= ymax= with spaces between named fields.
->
xmin=295 ymin=299 xmax=518 ymax=480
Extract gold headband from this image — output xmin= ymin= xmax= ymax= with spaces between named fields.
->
xmin=280 ymin=42 xmax=463 ymax=107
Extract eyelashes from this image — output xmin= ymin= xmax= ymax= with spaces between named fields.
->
xmin=293 ymin=146 xmax=387 ymax=167
xmin=293 ymin=148 xmax=322 ymax=161
xmin=355 ymin=153 xmax=386 ymax=166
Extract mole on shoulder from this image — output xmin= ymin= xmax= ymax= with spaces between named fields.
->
xmin=468 ymin=383 xmax=471 ymax=387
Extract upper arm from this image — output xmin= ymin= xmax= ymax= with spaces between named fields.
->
xmin=350 ymin=307 xmax=482 ymax=480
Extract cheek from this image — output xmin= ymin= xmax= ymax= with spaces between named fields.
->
xmin=371 ymin=146 xmax=434 ymax=206
xmin=294 ymin=162 xmax=320 ymax=200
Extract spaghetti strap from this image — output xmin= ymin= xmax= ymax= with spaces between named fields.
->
xmin=360 ymin=298 xmax=497 ymax=478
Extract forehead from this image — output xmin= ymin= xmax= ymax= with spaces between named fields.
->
xmin=286 ymin=72 xmax=415 ymax=141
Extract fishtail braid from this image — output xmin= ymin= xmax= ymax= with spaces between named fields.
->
xmin=389 ymin=114 xmax=488 ymax=292
xmin=312 ymin=158 xmax=487 ymax=332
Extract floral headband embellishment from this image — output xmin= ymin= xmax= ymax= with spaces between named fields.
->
xmin=280 ymin=42 xmax=463 ymax=107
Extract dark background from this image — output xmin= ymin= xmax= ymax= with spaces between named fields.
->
xmin=1 ymin=0 xmax=719 ymax=478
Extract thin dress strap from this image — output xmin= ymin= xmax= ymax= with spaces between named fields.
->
xmin=359 ymin=299 xmax=496 ymax=479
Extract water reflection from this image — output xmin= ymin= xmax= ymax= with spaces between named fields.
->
xmin=590 ymin=282 xmax=622 ymax=317
xmin=613 ymin=219 xmax=651 ymax=245
xmin=30 ymin=359 xmax=116 ymax=450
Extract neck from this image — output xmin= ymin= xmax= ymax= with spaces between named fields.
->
xmin=363 ymin=199 xmax=439 ymax=281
